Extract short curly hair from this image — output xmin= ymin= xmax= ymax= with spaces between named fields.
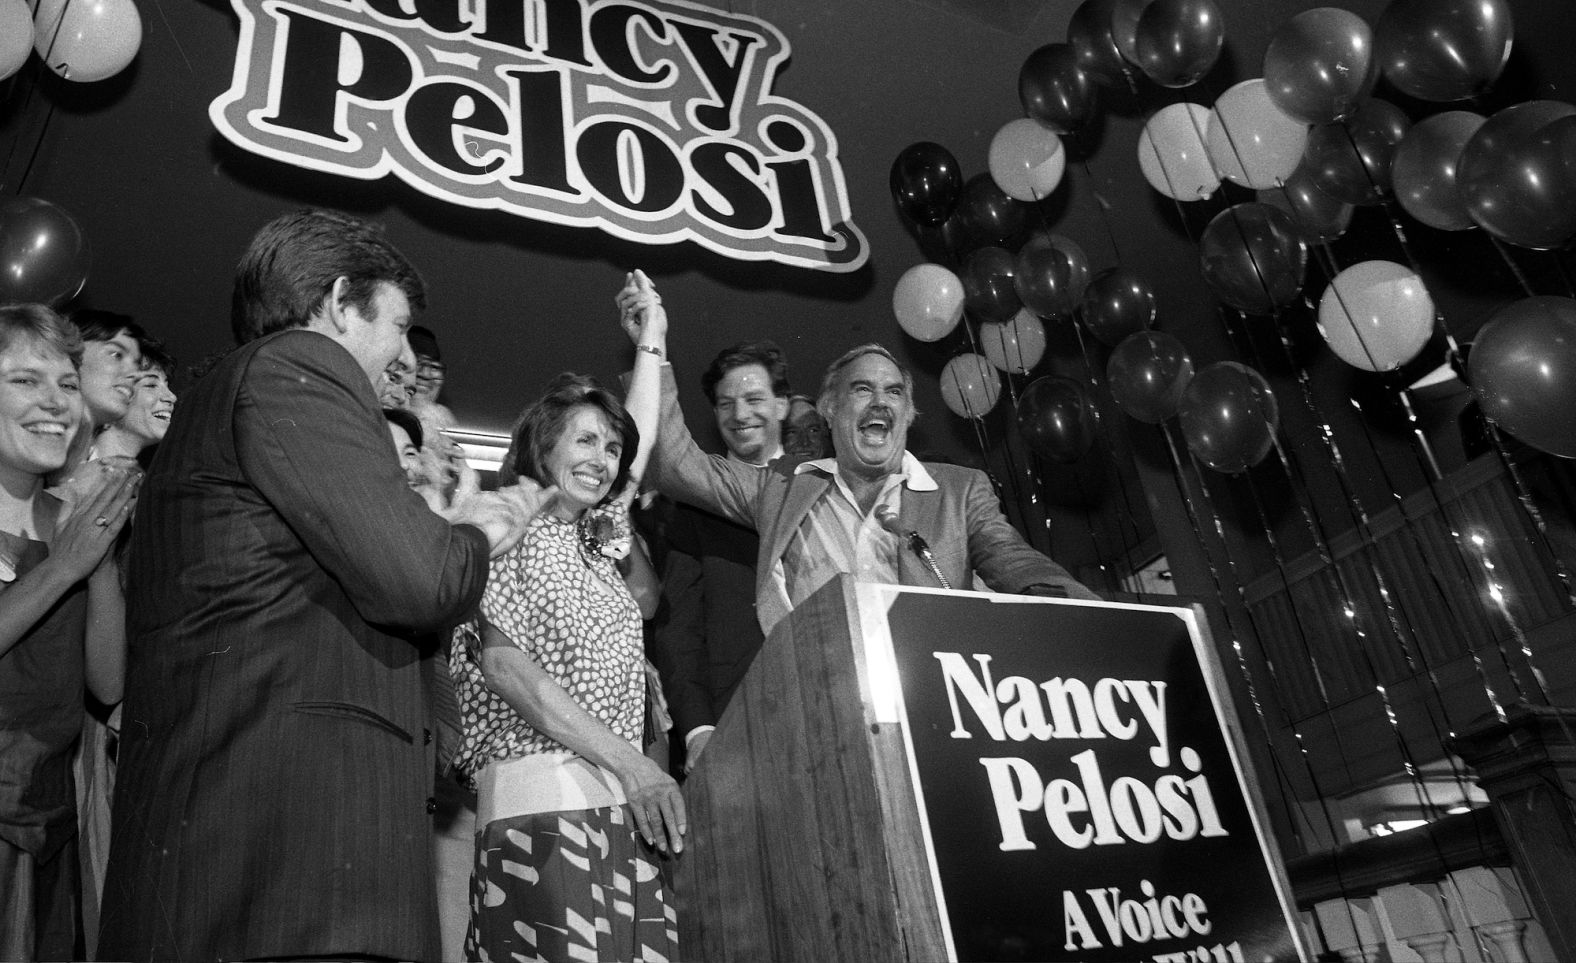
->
xmin=700 ymin=340 xmax=790 ymax=405
xmin=500 ymin=373 xmax=638 ymax=505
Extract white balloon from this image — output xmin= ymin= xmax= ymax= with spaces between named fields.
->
xmin=988 ymin=118 xmax=1066 ymax=202
xmin=979 ymin=309 xmax=1048 ymax=373
xmin=940 ymin=353 xmax=1002 ymax=419
xmin=1317 ymin=260 xmax=1434 ymax=372
xmin=33 ymin=0 xmax=142 ymax=83
xmin=0 ymin=0 xmax=32 ymax=81
xmin=1207 ymin=79 xmax=1309 ymax=189
xmin=1138 ymin=102 xmax=1220 ymax=200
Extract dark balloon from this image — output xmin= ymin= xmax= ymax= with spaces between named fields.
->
xmin=1133 ymin=0 xmax=1224 ymax=88
xmin=1111 ymin=0 xmax=1151 ymax=66
xmin=889 ymin=141 xmax=963 ymax=228
xmin=1469 ymin=296 xmax=1576 ymax=457
xmin=1256 ymin=161 xmax=1353 ymax=244
xmin=1080 ymin=268 xmax=1157 ymax=346
xmin=1458 ymin=102 xmax=1576 ymax=250
xmin=1019 ymin=43 xmax=1098 ymax=134
xmin=1178 ymin=361 xmax=1280 ymax=473
xmin=1263 ymin=7 xmax=1377 ymax=124
xmin=1013 ymin=242 xmax=1077 ymax=320
xmin=1067 ymin=0 xmax=1133 ymax=88
xmin=1198 ymin=203 xmax=1307 ymax=314
xmin=1017 ymin=376 xmax=1098 ymax=462
xmin=1303 ymin=97 xmax=1411 ymax=205
xmin=1375 ymin=0 xmax=1513 ymax=103
xmin=958 ymin=173 xmax=1028 ymax=245
xmin=0 ymin=197 xmax=90 ymax=306
xmin=1025 ymin=230 xmax=1093 ymax=302
xmin=1391 ymin=110 xmax=1486 ymax=231
xmin=1107 ymin=331 xmax=1195 ymax=423
xmin=961 ymin=246 xmax=1023 ymax=323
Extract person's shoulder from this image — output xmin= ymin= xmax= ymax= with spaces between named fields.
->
xmin=244 ymin=328 xmax=359 ymax=380
xmin=918 ymin=460 xmax=983 ymax=487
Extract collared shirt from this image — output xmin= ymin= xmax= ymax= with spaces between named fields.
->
xmin=758 ymin=452 xmax=939 ymax=634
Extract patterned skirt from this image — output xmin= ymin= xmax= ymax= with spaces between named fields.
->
xmin=466 ymin=805 xmax=678 ymax=963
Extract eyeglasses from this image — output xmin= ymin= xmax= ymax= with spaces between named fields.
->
xmin=416 ymin=360 xmax=446 ymax=377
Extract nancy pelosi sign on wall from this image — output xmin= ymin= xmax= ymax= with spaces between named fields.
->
xmin=210 ymin=0 xmax=868 ymax=272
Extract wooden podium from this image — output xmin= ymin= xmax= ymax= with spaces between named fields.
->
xmin=675 ymin=575 xmax=944 ymax=962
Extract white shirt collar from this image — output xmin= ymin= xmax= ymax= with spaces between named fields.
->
xmin=794 ymin=451 xmax=939 ymax=491
xmin=727 ymin=444 xmax=782 ymax=468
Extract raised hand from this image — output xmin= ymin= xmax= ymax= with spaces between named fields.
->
xmin=614 ymin=269 xmax=668 ymax=347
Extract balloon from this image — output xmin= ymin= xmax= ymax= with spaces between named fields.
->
xmin=1198 ymin=203 xmax=1307 ymax=314
xmin=1207 ymin=79 xmax=1309 ymax=189
xmin=0 ymin=0 xmax=32 ymax=82
xmin=1375 ymin=0 xmax=1513 ymax=103
xmin=1080 ymin=268 xmax=1157 ymax=346
xmin=1458 ymin=102 xmax=1576 ymax=250
xmin=1178 ymin=361 xmax=1280 ymax=473
xmin=1111 ymin=0 xmax=1152 ymax=66
xmin=1138 ymin=102 xmax=1220 ymax=200
xmin=1107 ymin=331 xmax=1195 ymax=423
xmin=988 ymin=119 xmax=1066 ymax=202
xmin=1017 ymin=376 xmax=1097 ymax=462
xmin=892 ymin=264 xmax=965 ymax=342
xmin=1256 ymin=161 xmax=1353 ymax=244
xmin=32 ymin=0 xmax=141 ymax=83
xmin=0 ymin=197 xmax=90 ymax=305
xmin=1019 ymin=43 xmax=1098 ymax=134
xmin=957 ymin=173 xmax=1028 ymax=245
xmin=890 ymin=141 xmax=963 ymax=228
xmin=1317 ymin=260 xmax=1434 ymax=371
xmin=980 ymin=310 xmax=1048 ymax=373
xmin=1303 ymin=98 xmax=1411 ymax=205
xmin=1470 ymin=296 xmax=1576 ymax=458
xmin=1263 ymin=8 xmax=1377 ymax=124
xmin=1067 ymin=0 xmax=1133 ymax=88
xmin=1028 ymin=231 xmax=1093 ymax=302
xmin=961 ymin=247 xmax=1022 ymax=323
xmin=1013 ymin=242 xmax=1076 ymax=320
xmin=1133 ymin=0 xmax=1224 ymax=88
xmin=1391 ymin=111 xmax=1486 ymax=231
xmin=940 ymin=353 xmax=1002 ymax=419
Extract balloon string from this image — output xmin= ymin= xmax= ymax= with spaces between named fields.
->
xmin=1161 ymin=421 xmax=1354 ymax=866
xmin=957 ymin=314 xmax=1036 ymax=533
xmin=1154 ymin=424 xmax=1309 ymax=844
xmin=1553 ymin=248 xmax=1576 ymax=299
xmin=1070 ymin=318 xmax=1147 ymax=559
xmin=1486 ymin=234 xmax=1537 ymax=297
xmin=1482 ymin=426 xmax=1576 ymax=610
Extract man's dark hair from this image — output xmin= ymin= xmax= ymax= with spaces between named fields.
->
xmin=70 ymin=309 xmax=146 ymax=346
xmin=230 ymin=209 xmax=426 ymax=345
xmin=700 ymin=340 xmax=790 ymax=405
xmin=134 ymin=334 xmax=175 ymax=379
xmin=501 ymin=373 xmax=638 ymax=505
xmin=383 ymin=407 xmax=424 ymax=450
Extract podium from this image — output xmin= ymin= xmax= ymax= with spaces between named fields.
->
xmin=674 ymin=576 xmax=1305 ymax=963
xmin=675 ymin=575 xmax=944 ymax=962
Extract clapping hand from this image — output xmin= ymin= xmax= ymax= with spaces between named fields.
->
xmin=51 ymin=462 xmax=140 ymax=583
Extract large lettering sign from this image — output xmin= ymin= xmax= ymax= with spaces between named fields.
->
xmin=861 ymin=587 xmax=1304 ymax=962
xmin=211 ymin=0 xmax=867 ymax=272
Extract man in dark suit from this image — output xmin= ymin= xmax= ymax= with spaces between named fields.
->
xmin=654 ymin=342 xmax=790 ymax=775
xmin=616 ymin=273 xmax=1097 ymax=643
xmin=99 ymin=210 xmax=548 ymax=962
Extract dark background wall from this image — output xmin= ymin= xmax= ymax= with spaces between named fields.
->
xmin=4 ymin=0 xmax=1576 ymax=583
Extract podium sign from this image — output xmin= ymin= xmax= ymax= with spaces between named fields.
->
xmin=857 ymin=586 xmax=1304 ymax=962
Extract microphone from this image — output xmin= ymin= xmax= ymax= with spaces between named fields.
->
xmin=875 ymin=504 xmax=951 ymax=590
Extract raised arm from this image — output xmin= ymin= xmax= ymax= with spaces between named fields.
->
xmin=614 ymin=273 xmax=765 ymax=528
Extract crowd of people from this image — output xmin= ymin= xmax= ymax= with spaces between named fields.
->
xmin=0 ymin=208 xmax=1094 ymax=963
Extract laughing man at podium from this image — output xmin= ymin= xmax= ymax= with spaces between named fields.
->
xmin=615 ymin=271 xmax=1097 ymax=639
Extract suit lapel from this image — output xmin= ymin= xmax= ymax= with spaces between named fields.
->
xmin=768 ymin=468 xmax=830 ymax=568
xmin=897 ymin=484 xmax=937 ymax=586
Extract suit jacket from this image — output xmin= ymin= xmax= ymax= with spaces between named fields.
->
xmin=99 ymin=330 xmax=490 ymax=963
xmin=646 ymin=367 xmax=1096 ymax=635
xmin=653 ymin=500 xmax=763 ymax=743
